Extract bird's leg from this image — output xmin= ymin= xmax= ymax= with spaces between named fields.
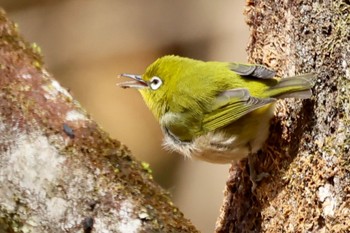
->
xmin=247 ymin=143 xmax=269 ymax=193
xmin=247 ymin=143 xmax=258 ymax=192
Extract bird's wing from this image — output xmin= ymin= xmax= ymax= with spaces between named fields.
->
xmin=202 ymin=88 xmax=275 ymax=132
xmin=229 ymin=63 xmax=276 ymax=79
xmin=161 ymin=89 xmax=275 ymax=142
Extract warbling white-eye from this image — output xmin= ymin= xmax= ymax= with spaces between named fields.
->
xmin=118 ymin=55 xmax=313 ymax=164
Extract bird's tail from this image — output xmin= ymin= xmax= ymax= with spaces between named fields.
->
xmin=267 ymin=73 xmax=315 ymax=99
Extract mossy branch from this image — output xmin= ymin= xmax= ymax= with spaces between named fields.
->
xmin=0 ymin=8 xmax=198 ymax=233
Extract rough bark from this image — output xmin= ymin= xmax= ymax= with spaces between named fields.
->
xmin=216 ymin=0 xmax=350 ymax=232
xmin=0 ymin=9 xmax=198 ymax=233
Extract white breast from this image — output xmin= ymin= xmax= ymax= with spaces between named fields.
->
xmin=162 ymin=131 xmax=251 ymax=164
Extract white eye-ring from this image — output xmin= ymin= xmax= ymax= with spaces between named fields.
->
xmin=149 ymin=76 xmax=163 ymax=90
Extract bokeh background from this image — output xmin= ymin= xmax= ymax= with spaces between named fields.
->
xmin=3 ymin=1 xmax=249 ymax=232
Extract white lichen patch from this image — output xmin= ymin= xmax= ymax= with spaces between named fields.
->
xmin=51 ymin=80 xmax=72 ymax=98
xmin=1 ymin=133 xmax=66 ymax=208
xmin=0 ymin=132 xmax=68 ymax=231
xmin=21 ymin=73 xmax=32 ymax=79
xmin=46 ymin=197 xmax=68 ymax=221
xmin=65 ymin=110 xmax=87 ymax=121
xmin=42 ymin=68 xmax=50 ymax=78
xmin=93 ymin=219 xmax=112 ymax=233
xmin=94 ymin=200 xmax=141 ymax=233
xmin=5 ymin=134 xmax=66 ymax=194
xmin=117 ymin=200 xmax=142 ymax=233
xmin=42 ymin=80 xmax=73 ymax=101
xmin=318 ymin=184 xmax=337 ymax=217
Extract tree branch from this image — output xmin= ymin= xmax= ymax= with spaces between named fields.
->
xmin=0 ymin=8 xmax=198 ymax=233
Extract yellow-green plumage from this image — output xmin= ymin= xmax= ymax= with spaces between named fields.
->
xmin=119 ymin=55 xmax=313 ymax=163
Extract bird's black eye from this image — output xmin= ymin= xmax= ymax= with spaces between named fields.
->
xmin=149 ymin=76 xmax=163 ymax=90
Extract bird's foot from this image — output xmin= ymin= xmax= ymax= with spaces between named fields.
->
xmin=247 ymin=147 xmax=270 ymax=194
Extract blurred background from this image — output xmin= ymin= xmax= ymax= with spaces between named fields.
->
xmin=3 ymin=1 xmax=249 ymax=232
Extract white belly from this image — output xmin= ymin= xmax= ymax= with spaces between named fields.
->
xmin=163 ymin=127 xmax=269 ymax=164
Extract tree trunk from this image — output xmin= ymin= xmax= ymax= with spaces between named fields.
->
xmin=216 ymin=0 xmax=350 ymax=232
xmin=0 ymin=8 xmax=198 ymax=233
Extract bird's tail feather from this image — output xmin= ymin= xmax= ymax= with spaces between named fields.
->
xmin=268 ymin=73 xmax=315 ymax=99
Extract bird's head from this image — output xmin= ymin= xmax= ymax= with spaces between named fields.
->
xmin=118 ymin=55 xmax=190 ymax=119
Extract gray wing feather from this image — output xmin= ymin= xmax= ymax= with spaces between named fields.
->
xmin=229 ymin=63 xmax=276 ymax=79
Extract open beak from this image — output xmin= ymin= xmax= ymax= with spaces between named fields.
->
xmin=117 ymin=74 xmax=148 ymax=89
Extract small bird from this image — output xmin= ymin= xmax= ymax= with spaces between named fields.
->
xmin=118 ymin=55 xmax=313 ymax=164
